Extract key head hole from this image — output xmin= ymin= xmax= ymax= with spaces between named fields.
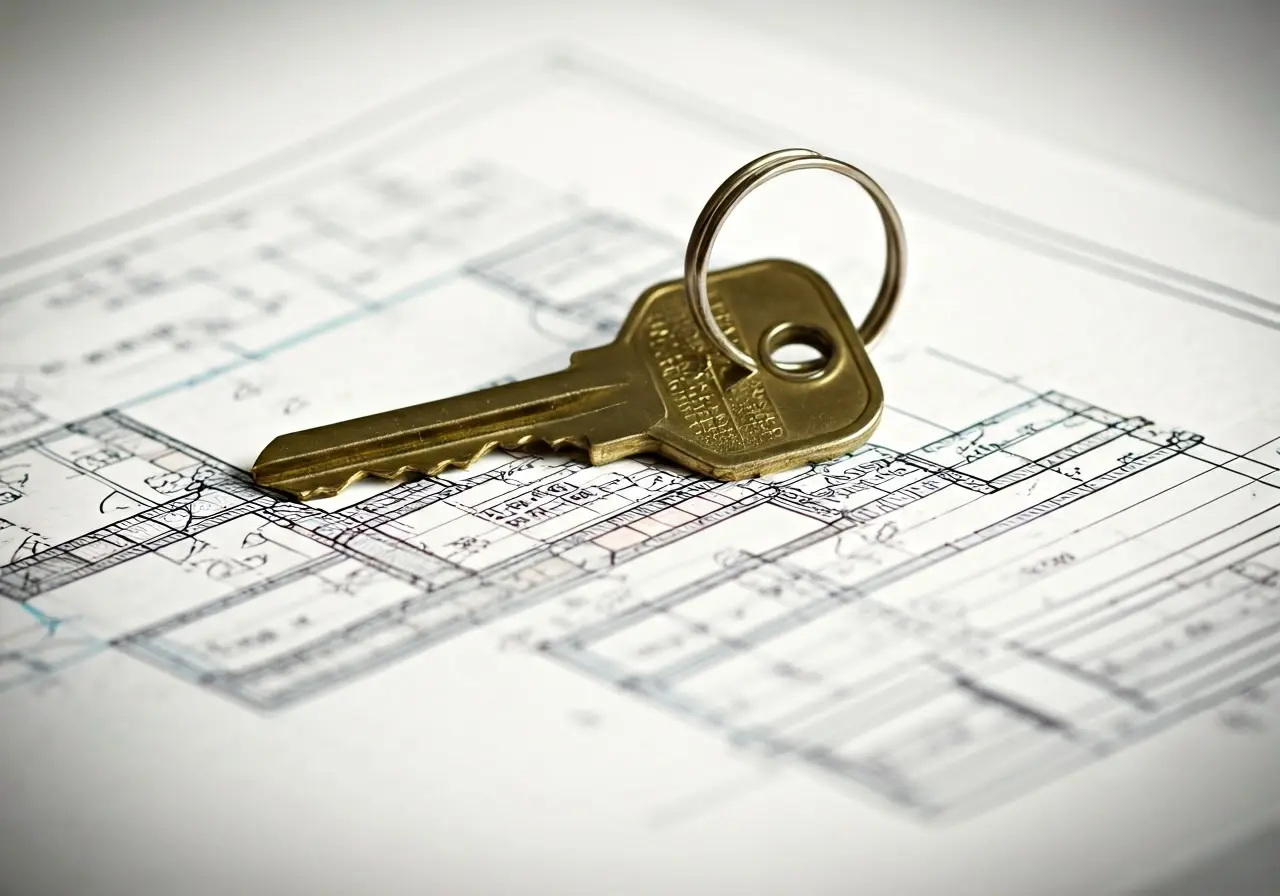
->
xmin=760 ymin=322 xmax=836 ymax=380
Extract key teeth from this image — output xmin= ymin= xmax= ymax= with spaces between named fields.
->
xmin=278 ymin=433 xmax=592 ymax=501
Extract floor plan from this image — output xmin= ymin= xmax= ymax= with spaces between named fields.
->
xmin=2 ymin=44 xmax=1277 ymax=829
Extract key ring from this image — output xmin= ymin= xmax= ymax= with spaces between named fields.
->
xmin=683 ymin=148 xmax=907 ymax=371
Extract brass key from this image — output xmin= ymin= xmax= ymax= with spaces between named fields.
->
xmin=252 ymin=259 xmax=881 ymax=499
xmin=251 ymin=149 xmax=906 ymax=501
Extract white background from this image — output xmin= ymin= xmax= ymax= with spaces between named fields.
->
xmin=0 ymin=2 xmax=1276 ymax=893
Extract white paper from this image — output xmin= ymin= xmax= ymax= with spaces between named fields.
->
xmin=2 ymin=4 xmax=1278 ymax=895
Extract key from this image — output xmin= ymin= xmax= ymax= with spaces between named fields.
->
xmin=251 ymin=258 xmax=884 ymax=500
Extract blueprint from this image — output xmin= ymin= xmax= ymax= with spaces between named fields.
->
xmin=1 ymin=7 xmax=1278 ymax=895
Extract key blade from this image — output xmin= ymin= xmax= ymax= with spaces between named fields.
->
xmin=252 ymin=361 xmax=633 ymax=500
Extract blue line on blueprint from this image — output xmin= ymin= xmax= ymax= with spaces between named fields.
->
xmin=20 ymin=602 xmax=62 ymax=635
xmin=116 ymin=270 xmax=458 ymax=410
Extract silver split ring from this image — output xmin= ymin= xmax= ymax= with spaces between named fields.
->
xmin=683 ymin=148 xmax=907 ymax=371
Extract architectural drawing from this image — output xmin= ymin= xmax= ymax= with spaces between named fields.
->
xmin=1 ymin=46 xmax=1277 ymax=822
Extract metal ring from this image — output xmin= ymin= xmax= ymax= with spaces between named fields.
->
xmin=683 ymin=148 xmax=907 ymax=371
